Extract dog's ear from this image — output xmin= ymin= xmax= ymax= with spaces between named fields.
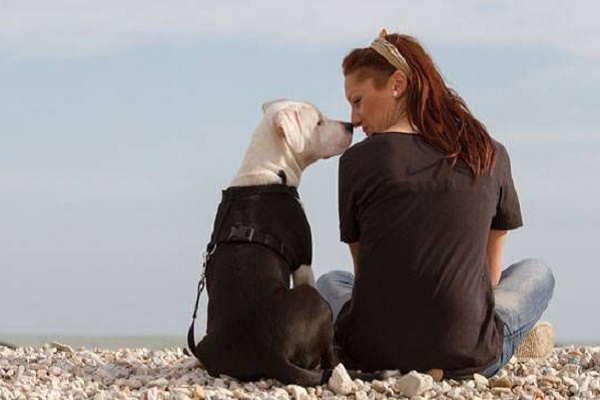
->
xmin=262 ymin=99 xmax=288 ymax=114
xmin=273 ymin=108 xmax=305 ymax=153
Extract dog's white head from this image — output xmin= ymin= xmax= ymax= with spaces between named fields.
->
xmin=262 ymin=99 xmax=353 ymax=163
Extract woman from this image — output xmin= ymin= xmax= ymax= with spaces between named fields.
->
xmin=316 ymin=30 xmax=555 ymax=379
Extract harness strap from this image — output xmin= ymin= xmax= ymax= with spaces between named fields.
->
xmin=225 ymin=226 xmax=298 ymax=268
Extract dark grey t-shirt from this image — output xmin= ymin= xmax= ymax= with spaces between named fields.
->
xmin=335 ymin=132 xmax=522 ymax=378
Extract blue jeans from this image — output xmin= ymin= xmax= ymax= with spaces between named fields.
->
xmin=316 ymin=258 xmax=555 ymax=377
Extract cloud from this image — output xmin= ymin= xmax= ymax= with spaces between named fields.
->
xmin=1 ymin=0 xmax=599 ymax=58
xmin=517 ymin=60 xmax=600 ymax=88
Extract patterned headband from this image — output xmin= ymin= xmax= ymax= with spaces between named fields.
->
xmin=370 ymin=29 xmax=411 ymax=79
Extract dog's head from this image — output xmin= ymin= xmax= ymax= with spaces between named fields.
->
xmin=262 ymin=100 xmax=353 ymax=162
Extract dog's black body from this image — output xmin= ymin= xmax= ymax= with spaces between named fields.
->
xmin=189 ymin=184 xmax=338 ymax=386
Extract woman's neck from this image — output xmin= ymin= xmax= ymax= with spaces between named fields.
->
xmin=381 ymin=119 xmax=417 ymax=134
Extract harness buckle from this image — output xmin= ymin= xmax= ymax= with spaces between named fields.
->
xmin=202 ymin=243 xmax=217 ymax=265
xmin=228 ymin=226 xmax=255 ymax=242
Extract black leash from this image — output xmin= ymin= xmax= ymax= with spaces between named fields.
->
xmin=186 ymin=243 xmax=215 ymax=358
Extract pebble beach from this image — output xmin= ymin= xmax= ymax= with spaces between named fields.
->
xmin=2 ymin=343 xmax=600 ymax=400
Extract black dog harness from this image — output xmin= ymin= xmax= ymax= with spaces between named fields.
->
xmin=187 ymin=174 xmax=312 ymax=357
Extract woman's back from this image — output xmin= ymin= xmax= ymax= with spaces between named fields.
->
xmin=335 ymin=132 xmax=521 ymax=377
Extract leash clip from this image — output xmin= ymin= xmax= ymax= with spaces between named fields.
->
xmin=192 ymin=243 xmax=216 ymax=320
xmin=203 ymin=244 xmax=217 ymax=265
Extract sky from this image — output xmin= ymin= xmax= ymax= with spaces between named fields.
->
xmin=1 ymin=1 xmax=599 ymax=345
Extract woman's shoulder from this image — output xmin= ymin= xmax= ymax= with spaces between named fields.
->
xmin=340 ymin=133 xmax=418 ymax=163
xmin=490 ymin=138 xmax=514 ymax=167
xmin=340 ymin=137 xmax=372 ymax=165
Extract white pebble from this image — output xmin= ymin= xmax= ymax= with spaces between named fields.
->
xmin=286 ymin=384 xmax=307 ymax=400
xmin=327 ymin=363 xmax=355 ymax=395
xmin=394 ymin=371 xmax=433 ymax=397
xmin=355 ymin=390 xmax=368 ymax=400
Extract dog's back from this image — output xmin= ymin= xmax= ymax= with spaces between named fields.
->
xmin=193 ymin=185 xmax=335 ymax=385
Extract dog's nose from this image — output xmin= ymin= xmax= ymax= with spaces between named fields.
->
xmin=343 ymin=122 xmax=354 ymax=134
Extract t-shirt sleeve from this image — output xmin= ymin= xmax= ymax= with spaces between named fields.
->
xmin=338 ymin=153 xmax=360 ymax=243
xmin=491 ymin=144 xmax=523 ymax=230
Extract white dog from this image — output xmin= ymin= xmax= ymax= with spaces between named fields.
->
xmin=187 ymin=99 xmax=357 ymax=385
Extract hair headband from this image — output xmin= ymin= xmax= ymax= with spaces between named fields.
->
xmin=370 ymin=29 xmax=411 ymax=79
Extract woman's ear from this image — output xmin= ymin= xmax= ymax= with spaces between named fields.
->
xmin=391 ymin=70 xmax=408 ymax=98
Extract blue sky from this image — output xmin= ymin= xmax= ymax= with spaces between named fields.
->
xmin=1 ymin=1 xmax=599 ymax=344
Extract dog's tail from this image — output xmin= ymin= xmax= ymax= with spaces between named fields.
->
xmin=269 ymin=357 xmax=385 ymax=387
xmin=186 ymin=320 xmax=207 ymax=368
xmin=267 ymin=357 xmax=330 ymax=387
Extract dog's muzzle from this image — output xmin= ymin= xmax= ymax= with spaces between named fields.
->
xmin=343 ymin=122 xmax=354 ymax=135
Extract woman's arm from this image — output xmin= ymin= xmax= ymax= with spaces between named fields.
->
xmin=349 ymin=242 xmax=360 ymax=277
xmin=487 ymin=230 xmax=507 ymax=288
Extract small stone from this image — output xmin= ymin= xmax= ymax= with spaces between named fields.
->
xmin=50 ymin=342 xmax=74 ymax=354
xmin=355 ymin=390 xmax=368 ymax=400
xmin=213 ymin=378 xmax=227 ymax=388
xmin=371 ymin=380 xmax=388 ymax=393
xmin=271 ymin=387 xmax=290 ymax=400
xmin=193 ymin=385 xmax=206 ymax=400
xmin=463 ymin=380 xmax=476 ymax=389
xmin=523 ymin=375 xmax=537 ymax=385
xmin=328 ymin=363 xmax=355 ymax=395
xmin=256 ymin=379 xmax=273 ymax=390
xmin=540 ymin=375 xmax=562 ymax=385
xmin=489 ymin=376 xmax=512 ymax=388
xmin=435 ymin=380 xmax=452 ymax=393
xmin=563 ymin=376 xmax=577 ymax=386
xmin=122 ymin=378 xmax=144 ymax=389
xmin=473 ymin=373 xmax=489 ymax=388
xmin=559 ymin=364 xmax=580 ymax=376
xmin=394 ymin=371 xmax=433 ymax=397
xmin=530 ymin=386 xmax=545 ymax=399
xmin=173 ymin=391 xmax=192 ymax=400
xmin=172 ymin=388 xmax=193 ymax=398
xmin=579 ymin=376 xmax=592 ymax=392
xmin=147 ymin=377 xmax=169 ymax=387
xmin=491 ymin=387 xmax=512 ymax=395
xmin=286 ymin=385 xmax=308 ymax=400
xmin=354 ymin=379 xmax=369 ymax=392
xmin=146 ymin=387 xmax=160 ymax=400
xmin=591 ymin=351 xmax=600 ymax=366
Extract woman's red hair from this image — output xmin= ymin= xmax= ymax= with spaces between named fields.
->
xmin=342 ymin=34 xmax=496 ymax=177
